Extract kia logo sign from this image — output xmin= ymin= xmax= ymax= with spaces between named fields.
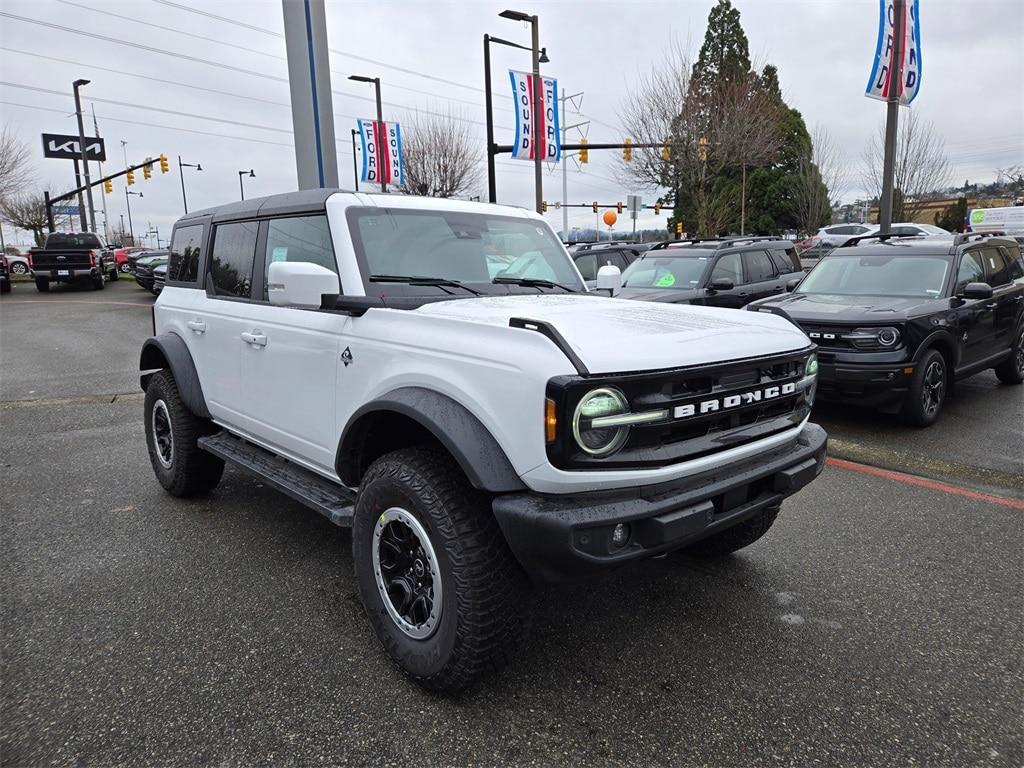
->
xmin=41 ymin=133 xmax=107 ymax=162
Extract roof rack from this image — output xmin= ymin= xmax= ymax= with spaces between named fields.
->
xmin=953 ymin=230 xmax=1007 ymax=245
xmin=840 ymin=232 xmax=921 ymax=247
xmin=646 ymin=236 xmax=786 ymax=251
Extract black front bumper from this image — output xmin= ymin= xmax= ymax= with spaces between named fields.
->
xmin=492 ymin=423 xmax=827 ymax=583
xmin=816 ymin=356 xmax=914 ymax=410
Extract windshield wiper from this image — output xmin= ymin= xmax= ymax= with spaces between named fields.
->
xmin=369 ymin=274 xmax=483 ymax=296
xmin=492 ymin=276 xmax=577 ymax=293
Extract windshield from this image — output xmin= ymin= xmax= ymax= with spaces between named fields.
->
xmin=346 ymin=207 xmax=584 ymax=296
xmin=798 ymin=254 xmax=950 ymax=298
xmin=621 ymin=252 xmax=712 ymax=289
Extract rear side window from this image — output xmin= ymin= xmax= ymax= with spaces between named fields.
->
xmin=742 ymin=250 xmax=776 ymax=282
xmin=999 ymin=246 xmax=1023 ymax=280
xmin=980 ymin=246 xmax=1009 ymax=286
xmin=574 ymin=253 xmax=596 ymax=281
xmin=262 ymin=215 xmax=337 ymax=299
xmin=769 ymin=249 xmax=796 ymax=274
xmin=167 ymin=224 xmax=204 ymax=283
xmin=208 ymin=220 xmax=258 ymax=298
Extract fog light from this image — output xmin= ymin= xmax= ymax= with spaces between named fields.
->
xmin=611 ymin=523 xmax=630 ymax=548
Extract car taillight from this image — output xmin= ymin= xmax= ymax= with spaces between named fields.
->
xmin=27 ymin=253 xmax=33 ymax=268
xmin=89 ymin=250 xmax=98 ymax=267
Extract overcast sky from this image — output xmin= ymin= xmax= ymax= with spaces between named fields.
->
xmin=1 ymin=0 xmax=1022 ymax=245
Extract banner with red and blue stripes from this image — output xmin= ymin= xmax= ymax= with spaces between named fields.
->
xmin=865 ymin=0 xmax=922 ymax=105
xmin=357 ymin=119 xmax=405 ymax=186
xmin=509 ymin=70 xmax=560 ymax=162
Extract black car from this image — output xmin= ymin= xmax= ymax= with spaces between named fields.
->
xmin=572 ymin=245 xmax=644 ymax=287
xmin=134 ymin=251 xmax=169 ymax=293
xmin=614 ymin=237 xmax=805 ymax=307
xmin=748 ymin=233 xmax=1024 ymax=426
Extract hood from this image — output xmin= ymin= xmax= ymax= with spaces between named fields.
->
xmin=412 ymin=294 xmax=810 ymax=375
xmin=615 ymin=287 xmax=704 ymax=304
xmin=754 ymin=292 xmax=938 ymax=322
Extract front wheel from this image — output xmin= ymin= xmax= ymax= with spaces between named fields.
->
xmin=109 ymin=265 xmax=119 ymax=282
xmin=92 ymin=272 xmax=105 ymax=290
xmin=10 ymin=262 xmax=28 ymax=275
xmin=901 ymin=348 xmax=946 ymax=427
xmin=119 ymin=263 xmax=130 ymax=273
xmin=993 ymin=326 xmax=1024 ymax=385
xmin=144 ymin=370 xmax=224 ymax=497
xmin=352 ymin=447 xmax=526 ymax=693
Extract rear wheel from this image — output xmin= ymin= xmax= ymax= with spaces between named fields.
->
xmin=9 ymin=262 xmax=28 ymax=275
xmin=994 ymin=326 xmax=1024 ymax=385
xmin=35 ymin=277 xmax=49 ymax=293
xmin=901 ymin=348 xmax=947 ymax=427
xmin=676 ymin=504 xmax=781 ymax=559
xmin=144 ymin=369 xmax=224 ymax=497
xmin=352 ymin=447 xmax=526 ymax=693
xmin=109 ymin=264 xmax=119 ymax=281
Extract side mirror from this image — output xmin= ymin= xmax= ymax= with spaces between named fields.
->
xmin=268 ymin=261 xmax=340 ymax=307
xmin=786 ymin=277 xmax=802 ymax=292
xmin=961 ymin=281 xmax=993 ymax=300
xmin=709 ymin=277 xmax=734 ymax=292
xmin=595 ymin=264 xmax=622 ymax=296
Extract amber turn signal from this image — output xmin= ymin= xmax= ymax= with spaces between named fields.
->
xmin=545 ymin=398 xmax=557 ymax=443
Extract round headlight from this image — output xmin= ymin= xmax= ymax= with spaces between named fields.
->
xmin=877 ymin=327 xmax=900 ymax=347
xmin=805 ymin=354 xmax=818 ymax=377
xmin=572 ymin=387 xmax=629 ymax=457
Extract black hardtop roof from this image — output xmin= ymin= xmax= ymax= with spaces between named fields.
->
xmin=176 ymin=188 xmax=352 ymax=225
xmin=648 ymin=236 xmax=792 ymax=253
xmin=837 ymin=234 xmax=1019 ymax=258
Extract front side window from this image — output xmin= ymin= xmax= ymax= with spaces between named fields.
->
xmin=263 ymin=215 xmax=337 ymax=299
xmin=168 ymin=224 xmax=203 ymax=283
xmin=621 ymin=253 xmax=711 ymax=289
xmin=347 ymin=207 xmax=583 ymax=295
xmin=955 ymin=251 xmax=986 ymax=293
xmin=800 ymin=254 xmax=950 ymax=298
xmin=208 ymin=220 xmax=258 ymax=298
xmin=711 ymin=252 xmax=743 ymax=284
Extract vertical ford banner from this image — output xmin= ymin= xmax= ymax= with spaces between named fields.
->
xmin=509 ymin=70 xmax=561 ymax=162
xmin=357 ymin=119 xmax=405 ymax=186
xmin=865 ymin=0 xmax=922 ymax=105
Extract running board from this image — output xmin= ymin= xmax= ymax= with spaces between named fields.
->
xmin=198 ymin=431 xmax=355 ymax=527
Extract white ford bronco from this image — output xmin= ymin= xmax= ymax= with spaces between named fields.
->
xmin=140 ymin=190 xmax=826 ymax=691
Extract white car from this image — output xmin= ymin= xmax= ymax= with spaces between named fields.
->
xmin=862 ymin=222 xmax=952 ymax=239
xmin=4 ymin=252 xmax=31 ymax=276
xmin=815 ymin=223 xmax=873 ymax=248
xmin=139 ymin=190 xmax=826 ymax=691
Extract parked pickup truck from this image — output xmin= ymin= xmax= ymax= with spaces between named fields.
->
xmin=30 ymin=232 xmax=119 ymax=292
xmin=140 ymin=190 xmax=827 ymax=691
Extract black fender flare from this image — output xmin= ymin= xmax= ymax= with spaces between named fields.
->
xmin=913 ymin=329 xmax=961 ymax=370
xmin=139 ymin=333 xmax=211 ymax=419
xmin=337 ymin=387 xmax=526 ymax=493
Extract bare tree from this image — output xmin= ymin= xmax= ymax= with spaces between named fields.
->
xmin=399 ymin=110 xmax=483 ymax=199
xmin=791 ymin=126 xmax=846 ymax=233
xmin=1 ymin=124 xmax=33 ymax=203
xmin=0 ymin=192 xmax=48 ymax=246
xmin=861 ymin=111 xmax=951 ymax=222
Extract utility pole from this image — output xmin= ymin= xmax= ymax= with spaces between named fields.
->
xmin=559 ymin=91 xmax=586 ymax=241
xmin=72 ymin=79 xmax=97 ymax=233
xmin=878 ymin=0 xmax=905 ymax=234
xmin=350 ymin=129 xmax=360 ymax=191
xmin=483 ymin=34 xmax=496 ymax=204
xmin=529 ymin=15 xmax=543 ymax=214
xmin=71 ymin=158 xmax=86 ymax=232
xmin=90 ymin=104 xmax=111 ymax=239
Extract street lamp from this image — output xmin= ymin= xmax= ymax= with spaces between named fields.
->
xmin=485 ymin=11 xmax=547 ymax=211
xmin=125 ymin=189 xmax=143 ymax=243
xmin=178 ymin=156 xmax=202 ymax=214
xmin=238 ymin=169 xmax=254 ymax=200
xmin=348 ymin=75 xmax=386 ymax=193
xmin=350 ymin=129 xmax=360 ymax=192
xmin=72 ymin=78 xmax=97 ymax=233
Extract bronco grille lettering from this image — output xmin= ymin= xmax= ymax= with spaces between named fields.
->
xmin=673 ymin=381 xmax=796 ymax=419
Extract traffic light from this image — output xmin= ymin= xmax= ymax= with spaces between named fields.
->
xmin=579 ymin=137 xmax=588 ymax=164
xmin=676 ymin=221 xmax=684 ymax=236
xmin=661 ymin=140 xmax=671 ymax=161
xmin=541 ymin=201 xmax=548 ymax=213
xmin=592 ymin=201 xmax=598 ymax=213
xmin=143 ymin=163 xmax=152 ymax=180
xmin=126 ymin=169 xmax=135 ymax=186
xmin=103 ymin=178 xmax=113 ymax=194
xmin=159 ymin=154 xmax=169 ymax=174
xmin=616 ymin=201 xmax=623 ymax=214
xmin=654 ymin=202 xmax=662 ymax=215
xmin=698 ymin=136 xmax=708 ymax=162
xmin=623 ymin=138 xmax=633 ymax=162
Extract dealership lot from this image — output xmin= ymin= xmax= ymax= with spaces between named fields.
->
xmin=2 ymin=282 xmax=1022 ymax=766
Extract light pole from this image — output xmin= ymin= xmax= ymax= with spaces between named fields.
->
xmin=125 ymin=189 xmax=142 ymax=243
xmin=119 ymin=214 xmax=125 ymax=243
xmin=178 ymin=156 xmax=202 ymax=213
xmin=348 ymin=75 xmax=386 ymax=193
xmin=72 ymin=79 xmax=97 ymax=233
xmin=350 ymin=129 xmax=360 ymax=192
xmin=878 ymin=0 xmax=906 ymax=233
xmin=238 ymin=169 xmax=254 ymax=200
xmin=485 ymin=13 xmax=548 ymax=208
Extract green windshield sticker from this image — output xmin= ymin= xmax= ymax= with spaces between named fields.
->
xmin=656 ymin=272 xmax=676 ymax=287
xmin=271 ymin=247 xmax=289 ymax=262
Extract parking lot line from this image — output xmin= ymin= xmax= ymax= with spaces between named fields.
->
xmin=827 ymin=457 xmax=1024 ymax=511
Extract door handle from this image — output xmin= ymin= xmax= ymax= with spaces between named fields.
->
xmin=985 ymin=302 xmax=998 ymax=309
xmin=241 ymin=331 xmax=267 ymax=347
xmin=186 ymin=319 xmax=206 ymax=334
xmin=772 ymin=285 xmax=785 ymax=292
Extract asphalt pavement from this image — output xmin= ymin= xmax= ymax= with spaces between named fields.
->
xmin=2 ymin=281 xmax=1022 ymax=766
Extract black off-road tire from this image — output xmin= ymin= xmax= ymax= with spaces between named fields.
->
xmin=0 ymin=280 xmax=10 ymax=295
xmin=993 ymin=325 xmax=1024 ymax=385
xmin=109 ymin=265 xmax=119 ymax=282
xmin=678 ymin=504 xmax=781 ymax=559
xmin=352 ymin=447 xmax=527 ymax=693
xmin=92 ymin=272 xmax=105 ymax=290
xmin=35 ymin=277 xmax=49 ymax=292
xmin=900 ymin=348 xmax=947 ymax=427
xmin=143 ymin=369 xmax=224 ymax=497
